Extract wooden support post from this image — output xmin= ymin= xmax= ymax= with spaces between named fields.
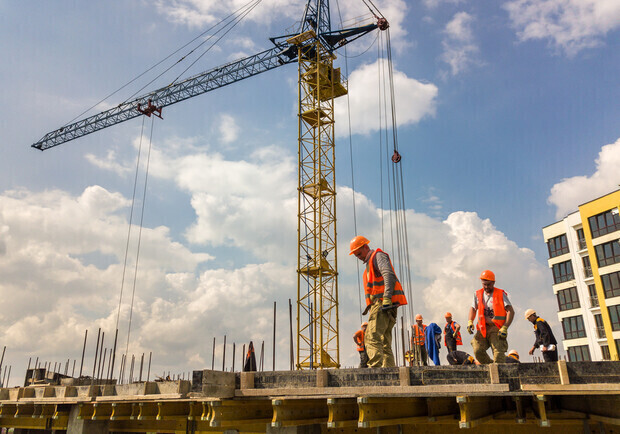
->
xmin=535 ymin=395 xmax=550 ymax=427
xmin=558 ymin=360 xmax=570 ymax=385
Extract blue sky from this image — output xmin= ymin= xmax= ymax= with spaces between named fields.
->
xmin=0 ymin=0 xmax=619 ymax=381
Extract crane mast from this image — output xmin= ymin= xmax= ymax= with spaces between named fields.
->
xmin=31 ymin=0 xmax=386 ymax=370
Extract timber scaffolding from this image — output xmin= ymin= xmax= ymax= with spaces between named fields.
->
xmin=0 ymin=361 xmax=618 ymax=433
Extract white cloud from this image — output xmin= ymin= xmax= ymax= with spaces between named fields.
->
xmin=85 ymin=150 xmax=133 ymax=177
xmin=423 ymin=0 xmax=465 ymax=9
xmin=441 ymin=12 xmax=480 ymax=76
xmin=504 ymin=0 xmax=620 ymax=56
xmin=335 ymin=59 xmax=438 ymax=136
xmin=548 ymin=137 xmax=620 ymax=219
xmin=218 ymin=114 xmax=239 ymax=144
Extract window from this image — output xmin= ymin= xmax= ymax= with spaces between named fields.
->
xmin=601 ymin=345 xmax=611 ymax=360
xmin=576 ymin=228 xmax=587 ymax=250
xmin=594 ymin=314 xmax=606 ymax=338
xmin=609 ymin=304 xmax=620 ymax=331
xmin=552 ymin=260 xmax=574 ymax=284
xmin=562 ymin=315 xmax=586 ymax=340
xmin=595 ymin=240 xmax=620 ymax=267
xmin=588 ymin=284 xmax=599 ymax=307
xmin=588 ymin=209 xmax=620 ymax=239
xmin=601 ymin=271 xmax=620 ymax=299
xmin=567 ymin=345 xmax=591 ymax=361
xmin=547 ymin=234 xmax=569 ymax=258
xmin=556 ymin=287 xmax=580 ymax=311
xmin=582 ymin=255 xmax=592 ymax=278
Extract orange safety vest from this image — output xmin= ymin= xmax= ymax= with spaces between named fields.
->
xmin=475 ymin=288 xmax=507 ymax=338
xmin=444 ymin=321 xmax=463 ymax=346
xmin=412 ymin=324 xmax=426 ymax=345
xmin=363 ymin=249 xmax=408 ymax=307
xmin=353 ymin=329 xmax=365 ymax=352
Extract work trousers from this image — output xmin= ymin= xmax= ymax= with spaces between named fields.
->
xmin=365 ymin=299 xmax=397 ymax=368
xmin=446 ymin=341 xmax=457 ymax=353
xmin=471 ymin=323 xmax=508 ymax=364
xmin=542 ymin=350 xmax=558 ymax=362
xmin=358 ymin=349 xmax=369 ymax=368
xmin=413 ymin=344 xmax=427 ymax=366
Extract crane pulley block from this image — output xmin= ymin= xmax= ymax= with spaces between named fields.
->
xmin=137 ymin=99 xmax=163 ymax=119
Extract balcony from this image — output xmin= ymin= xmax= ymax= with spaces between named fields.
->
xmin=590 ymin=295 xmax=599 ymax=308
xmin=595 ymin=326 xmax=606 ymax=339
xmin=578 ymin=238 xmax=587 ymax=250
xmin=584 ymin=266 xmax=593 ymax=278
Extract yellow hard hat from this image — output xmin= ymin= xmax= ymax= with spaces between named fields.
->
xmin=349 ymin=235 xmax=370 ymax=255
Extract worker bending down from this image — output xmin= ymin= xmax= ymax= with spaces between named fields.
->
xmin=447 ymin=350 xmax=480 ymax=365
xmin=350 ymin=236 xmax=407 ymax=368
xmin=467 ymin=270 xmax=514 ymax=363
xmin=353 ymin=322 xmax=369 ymax=368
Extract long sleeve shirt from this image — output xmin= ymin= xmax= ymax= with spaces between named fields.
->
xmin=366 ymin=250 xmax=398 ymax=300
xmin=533 ymin=318 xmax=557 ymax=348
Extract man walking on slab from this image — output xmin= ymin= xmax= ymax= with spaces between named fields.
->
xmin=350 ymin=235 xmax=408 ymax=368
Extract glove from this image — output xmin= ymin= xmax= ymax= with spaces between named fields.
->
xmin=381 ymin=298 xmax=399 ymax=311
xmin=467 ymin=320 xmax=474 ymax=334
xmin=498 ymin=325 xmax=508 ymax=339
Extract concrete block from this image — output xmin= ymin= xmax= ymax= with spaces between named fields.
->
xmin=316 ymin=370 xmax=328 ymax=387
xmin=0 ymin=388 xmax=10 ymax=400
xmin=488 ymin=364 xmax=500 ymax=384
xmin=240 ymin=372 xmax=255 ymax=389
xmin=201 ymin=370 xmax=235 ymax=398
xmin=399 ymin=367 xmax=410 ymax=386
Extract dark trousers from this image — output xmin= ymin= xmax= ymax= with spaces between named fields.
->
xmin=358 ymin=349 xmax=369 ymax=368
xmin=446 ymin=341 xmax=457 ymax=353
xmin=543 ymin=350 xmax=558 ymax=362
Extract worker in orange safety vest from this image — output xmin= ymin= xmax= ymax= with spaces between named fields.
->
xmin=350 ymin=235 xmax=407 ymax=368
xmin=411 ymin=314 xmax=427 ymax=366
xmin=444 ymin=312 xmax=462 ymax=353
xmin=467 ymin=270 xmax=514 ymax=363
xmin=353 ymin=322 xmax=369 ymax=368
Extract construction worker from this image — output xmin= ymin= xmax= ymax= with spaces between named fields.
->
xmin=467 ymin=270 xmax=514 ymax=363
xmin=506 ymin=349 xmax=520 ymax=363
xmin=411 ymin=314 xmax=428 ymax=366
xmin=353 ymin=322 xmax=369 ymax=368
xmin=350 ymin=236 xmax=407 ymax=368
xmin=444 ymin=312 xmax=462 ymax=353
xmin=447 ymin=350 xmax=480 ymax=365
xmin=525 ymin=309 xmax=558 ymax=362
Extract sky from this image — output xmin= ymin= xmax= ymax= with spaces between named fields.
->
xmin=0 ymin=0 xmax=619 ymax=384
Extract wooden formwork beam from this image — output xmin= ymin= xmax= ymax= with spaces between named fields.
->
xmin=92 ymin=402 xmax=113 ymax=420
xmin=456 ymin=395 xmax=503 ymax=429
xmin=209 ymin=399 xmax=272 ymax=428
xmin=157 ymin=401 xmax=190 ymax=420
xmin=77 ymin=402 xmax=94 ymax=420
xmin=357 ymin=396 xmax=429 ymax=428
xmin=326 ymin=397 xmax=358 ymax=428
xmin=271 ymin=398 xmax=328 ymax=428
xmin=137 ymin=401 xmax=159 ymax=420
xmin=111 ymin=402 xmax=135 ymax=420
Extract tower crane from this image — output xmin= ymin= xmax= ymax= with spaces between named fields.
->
xmin=32 ymin=0 xmax=388 ymax=369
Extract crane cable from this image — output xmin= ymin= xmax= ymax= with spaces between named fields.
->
xmin=333 ymin=0 xmax=364 ymax=323
xmin=122 ymin=115 xmax=157 ymax=380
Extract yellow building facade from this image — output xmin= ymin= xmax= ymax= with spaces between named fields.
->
xmin=543 ymin=189 xmax=620 ymax=361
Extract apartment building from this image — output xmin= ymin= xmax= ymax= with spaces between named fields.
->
xmin=542 ymin=189 xmax=620 ymax=361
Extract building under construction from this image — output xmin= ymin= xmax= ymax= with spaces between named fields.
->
xmin=0 ymin=360 xmax=619 ymax=433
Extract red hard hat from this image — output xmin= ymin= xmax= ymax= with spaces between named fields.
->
xmin=445 ymin=312 xmax=452 ymax=318
xmin=349 ymin=235 xmax=370 ymax=255
xmin=480 ymin=270 xmax=495 ymax=281
xmin=361 ymin=322 xmax=368 ymax=328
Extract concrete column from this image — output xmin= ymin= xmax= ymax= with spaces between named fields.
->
xmin=66 ymin=404 xmax=109 ymax=434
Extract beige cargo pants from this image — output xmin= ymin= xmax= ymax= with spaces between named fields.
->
xmin=471 ymin=323 xmax=508 ymax=363
xmin=365 ymin=299 xmax=397 ymax=367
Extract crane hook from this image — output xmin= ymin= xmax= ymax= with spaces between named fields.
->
xmin=391 ymin=150 xmax=401 ymax=163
